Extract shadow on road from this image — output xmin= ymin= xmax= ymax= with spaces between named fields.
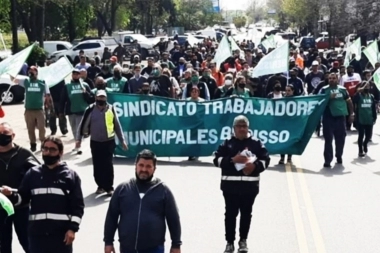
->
xmin=84 ymin=193 xmax=111 ymax=208
xmin=267 ymin=163 xmax=351 ymax=177
xmin=351 ymin=155 xmax=376 ymax=165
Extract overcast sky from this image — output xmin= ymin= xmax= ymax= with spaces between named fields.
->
xmin=219 ymin=0 xmax=254 ymax=10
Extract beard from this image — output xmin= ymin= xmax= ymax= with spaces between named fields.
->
xmin=135 ymin=171 xmax=153 ymax=182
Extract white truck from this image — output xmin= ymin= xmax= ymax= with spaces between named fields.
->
xmin=112 ymin=32 xmax=158 ymax=60
xmin=49 ymin=38 xmax=119 ymax=62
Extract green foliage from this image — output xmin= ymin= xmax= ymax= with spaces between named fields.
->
xmin=19 ymin=44 xmax=47 ymax=66
xmin=233 ymin=16 xmax=247 ymax=28
xmin=0 ymin=0 xmax=10 ymax=33
xmin=281 ymin=0 xmax=310 ymax=26
xmin=115 ymin=6 xmax=130 ymax=30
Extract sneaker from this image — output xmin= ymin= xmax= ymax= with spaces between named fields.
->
xmin=336 ymin=157 xmax=343 ymax=164
xmin=95 ymin=188 xmax=105 ymax=194
xmin=278 ymin=159 xmax=284 ymax=165
xmin=359 ymin=153 xmax=365 ymax=157
xmin=30 ymin=143 xmax=37 ymax=152
xmin=61 ymin=130 xmax=68 ymax=137
xmin=238 ymin=239 xmax=248 ymax=252
xmin=224 ymin=243 xmax=235 ymax=253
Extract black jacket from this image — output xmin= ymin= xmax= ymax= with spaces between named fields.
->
xmin=9 ymin=163 xmax=84 ymax=235
xmin=213 ymin=136 xmax=270 ymax=194
xmin=104 ymin=178 xmax=182 ymax=251
xmin=0 ymin=144 xmax=40 ymax=208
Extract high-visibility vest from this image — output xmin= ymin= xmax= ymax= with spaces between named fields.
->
xmin=105 ymin=105 xmax=115 ymax=138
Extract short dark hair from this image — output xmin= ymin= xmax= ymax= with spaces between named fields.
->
xmin=42 ymin=136 xmax=64 ymax=153
xmin=135 ymin=149 xmax=157 ymax=167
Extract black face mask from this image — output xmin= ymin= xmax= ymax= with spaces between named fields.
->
xmin=291 ymin=75 xmax=296 ymax=78
xmin=72 ymin=78 xmax=80 ymax=82
xmin=274 ymin=86 xmax=281 ymax=92
xmin=114 ymin=72 xmax=121 ymax=78
xmin=0 ymin=134 xmax=12 ymax=146
xmin=134 ymin=59 xmax=139 ymax=63
xmin=363 ymin=89 xmax=370 ymax=93
xmin=238 ymin=83 xmax=245 ymax=88
xmin=96 ymin=85 xmax=105 ymax=89
xmin=96 ymin=100 xmax=106 ymax=106
xmin=142 ymin=90 xmax=149 ymax=94
xmin=42 ymin=155 xmax=60 ymax=166
xmin=91 ymin=63 xmax=95 ymax=67
xmin=29 ymin=73 xmax=35 ymax=78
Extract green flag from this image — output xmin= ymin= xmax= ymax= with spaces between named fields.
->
xmin=363 ymin=40 xmax=379 ymax=68
xmin=0 ymin=192 xmax=14 ymax=216
xmin=109 ymin=94 xmax=328 ymax=156
xmin=250 ymin=41 xmax=289 ymax=77
xmin=214 ymin=35 xmax=232 ymax=68
xmin=38 ymin=56 xmax=73 ymax=87
xmin=0 ymin=44 xmax=35 ymax=77
xmin=349 ymin=38 xmax=361 ymax=61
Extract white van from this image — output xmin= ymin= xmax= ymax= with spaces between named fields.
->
xmin=43 ymin=41 xmax=73 ymax=58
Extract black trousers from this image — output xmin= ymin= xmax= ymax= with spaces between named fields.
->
xmin=29 ymin=234 xmax=72 ymax=253
xmin=357 ymin=124 xmax=373 ymax=153
xmin=49 ymin=102 xmax=68 ymax=134
xmin=223 ymin=191 xmax=258 ymax=243
xmin=90 ymin=139 xmax=116 ymax=191
xmin=322 ymin=116 xmax=346 ymax=164
xmin=0 ymin=207 xmax=29 ymax=253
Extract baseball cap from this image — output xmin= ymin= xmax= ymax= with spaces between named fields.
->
xmin=72 ymin=69 xmax=80 ymax=74
xmin=312 ymin=61 xmax=319 ymax=66
xmin=96 ymin=90 xmax=107 ymax=97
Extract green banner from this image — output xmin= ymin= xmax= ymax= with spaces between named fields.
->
xmin=108 ymin=94 xmax=328 ymax=157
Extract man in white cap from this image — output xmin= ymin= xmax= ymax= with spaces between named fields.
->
xmin=305 ymin=60 xmax=324 ymax=94
xmin=76 ymin=90 xmax=128 ymax=196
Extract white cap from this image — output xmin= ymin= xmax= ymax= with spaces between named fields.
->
xmin=96 ymin=90 xmax=107 ymax=97
xmin=312 ymin=61 xmax=319 ymax=66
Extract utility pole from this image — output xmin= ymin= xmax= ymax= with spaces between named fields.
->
xmin=39 ymin=0 xmax=45 ymax=48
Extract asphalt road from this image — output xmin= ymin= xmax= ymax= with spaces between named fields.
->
xmin=4 ymin=102 xmax=380 ymax=253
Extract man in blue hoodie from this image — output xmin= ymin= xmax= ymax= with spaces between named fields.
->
xmin=103 ymin=149 xmax=182 ymax=253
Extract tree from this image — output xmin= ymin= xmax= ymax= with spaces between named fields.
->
xmin=233 ymin=16 xmax=247 ymax=28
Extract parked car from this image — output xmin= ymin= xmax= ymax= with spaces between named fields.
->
xmin=0 ymin=74 xmax=28 ymax=105
xmin=299 ymin=36 xmax=316 ymax=50
xmin=43 ymin=41 xmax=72 ymax=58
xmin=316 ymin=37 xmax=341 ymax=49
xmin=49 ymin=39 xmax=119 ymax=62
xmin=112 ymin=32 xmax=157 ymax=59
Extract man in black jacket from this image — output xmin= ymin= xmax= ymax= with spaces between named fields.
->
xmin=0 ymin=122 xmax=40 ymax=253
xmin=49 ymin=80 xmax=68 ymax=136
xmin=104 ymin=149 xmax=181 ymax=253
xmin=1 ymin=136 xmax=84 ymax=253
xmin=213 ymin=115 xmax=270 ymax=253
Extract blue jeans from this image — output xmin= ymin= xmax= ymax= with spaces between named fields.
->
xmin=122 ymin=245 xmax=164 ymax=253
xmin=0 ymin=207 xmax=29 ymax=253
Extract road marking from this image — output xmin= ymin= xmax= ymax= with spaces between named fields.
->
xmin=285 ymin=163 xmax=309 ymax=253
xmin=294 ymin=156 xmax=327 ymax=253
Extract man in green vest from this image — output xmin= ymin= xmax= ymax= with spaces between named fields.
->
xmin=59 ymin=69 xmax=93 ymax=154
xmin=319 ymin=73 xmax=354 ymax=168
xmin=353 ymin=82 xmax=377 ymax=157
xmin=105 ymin=66 xmax=130 ymax=93
xmin=17 ymin=66 xmax=51 ymax=151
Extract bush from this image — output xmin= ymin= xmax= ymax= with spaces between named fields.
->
xmin=18 ymin=44 xmax=47 ymax=67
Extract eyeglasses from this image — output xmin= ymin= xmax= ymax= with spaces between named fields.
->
xmin=41 ymin=146 xmax=58 ymax=153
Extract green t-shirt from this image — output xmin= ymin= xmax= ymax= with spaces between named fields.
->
xmin=232 ymin=88 xmax=251 ymax=98
xmin=24 ymin=78 xmax=47 ymax=110
xmin=321 ymin=85 xmax=349 ymax=117
xmin=65 ymin=82 xmax=90 ymax=113
xmin=106 ymin=77 xmax=127 ymax=93
xmin=356 ymin=94 xmax=374 ymax=125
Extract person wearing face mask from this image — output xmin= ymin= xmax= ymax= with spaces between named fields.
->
xmin=80 ymin=68 xmax=94 ymax=89
xmin=182 ymin=70 xmax=210 ymax=100
xmin=353 ymin=82 xmax=377 ymax=157
xmin=340 ymin=65 xmax=361 ymax=131
xmin=200 ymin=67 xmax=218 ymax=100
xmin=129 ymin=64 xmax=148 ymax=94
xmin=215 ymin=74 xmax=234 ymax=99
xmin=14 ymin=66 xmax=51 ymax=152
xmin=59 ymin=69 xmax=93 ymax=154
xmin=0 ymin=122 xmax=40 ymax=253
xmin=77 ymin=90 xmax=128 ymax=195
xmin=149 ymin=65 xmax=172 ymax=97
xmin=105 ymin=66 xmax=130 ymax=93
xmin=173 ymin=57 xmax=187 ymax=79
xmin=160 ymin=52 xmax=175 ymax=70
xmin=138 ymin=82 xmax=153 ymax=95
xmin=267 ymin=81 xmax=285 ymax=98
xmin=1 ymin=136 xmax=84 ymax=253
xmin=87 ymin=59 xmax=101 ymax=81
xmin=104 ymin=149 xmax=182 ymax=253
xmin=92 ymin=77 xmax=113 ymax=96
xmin=288 ymin=68 xmax=305 ymax=96
xmin=141 ymin=57 xmax=155 ymax=77
xmin=224 ymin=76 xmax=252 ymax=98
xmin=96 ymin=65 xmax=113 ymax=80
